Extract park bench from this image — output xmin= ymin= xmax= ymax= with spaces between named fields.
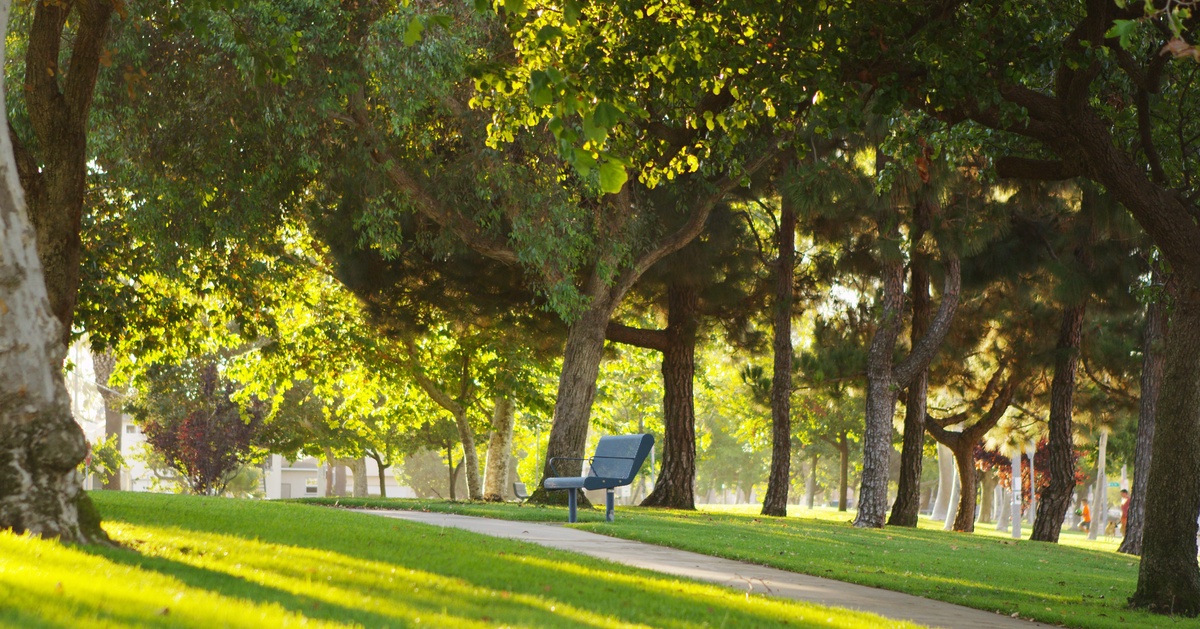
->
xmin=513 ymin=482 xmax=529 ymax=503
xmin=543 ymin=433 xmax=654 ymax=523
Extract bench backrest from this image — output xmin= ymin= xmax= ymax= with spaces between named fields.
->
xmin=590 ymin=434 xmax=655 ymax=484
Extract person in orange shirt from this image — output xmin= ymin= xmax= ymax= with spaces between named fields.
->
xmin=1080 ymin=498 xmax=1091 ymax=533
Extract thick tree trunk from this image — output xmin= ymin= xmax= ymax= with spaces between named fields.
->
xmin=1031 ymin=303 xmax=1086 ymax=542
xmin=1120 ymin=271 xmax=1169 ymax=556
xmin=978 ymin=472 xmax=996 ymax=524
xmin=762 ymin=196 xmax=796 ymax=517
xmin=17 ymin=0 xmax=113 ymax=347
xmin=0 ymin=23 xmax=90 ymax=539
xmin=91 ymin=350 xmax=123 ymax=490
xmin=643 ymin=283 xmax=699 ymax=509
xmin=1131 ymin=285 xmax=1200 ymax=615
xmin=949 ymin=443 xmax=979 ymax=533
xmin=855 ymin=251 xmax=904 ymax=527
xmin=889 ymin=201 xmax=932 ymax=527
xmin=930 ymin=444 xmax=954 ymax=521
xmin=483 ymin=394 xmax=516 ymax=501
xmin=532 ymin=296 xmax=615 ymax=504
xmin=838 ymin=438 xmax=850 ymax=512
xmin=349 ymin=457 xmax=368 ymax=498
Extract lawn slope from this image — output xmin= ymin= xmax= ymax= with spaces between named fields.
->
xmin=0 ymin=493 xmax=912 ymax=628
xmin=310 ymin=498 xmax=1180 ymax=629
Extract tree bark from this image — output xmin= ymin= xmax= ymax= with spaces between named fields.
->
xmin=762 ymin=195 xmax=796 ymax=517
xmin=530 ymin=281 xmax=621 ymax=504
xmin=837 ymin=436 xmax=850 ymax=512
xmin=483 ymin=394 xmax=516 ymax=501
xmin=0 ymin=0 xmax=103 ymax=542
xmin=91 ymin=350 xmax=123 ymax=490
xmin=349 ymin=457 xmax=368 ymax=498
xmin=1120 ymin=270 xmax=1169 ymax=556
xmin=804 ymin=452 xmax=818 ymax=508
xmin=1130 ymin=284 xmax=1200 ymax=615
xmin=1031 ymin=303 xmax=1086 ymax=542
xmin=856 ymin=224 xmax=960 ymax=528
xmin=930 ymin=444 xmax=954 ymax=521
xmin=978 ymin=471 xmax=996 ymax=523
xmin=1088 ymin=431 xmax=1110 ymax=541
xmin=17 ymin=0 xmax=113 ymax=347
xmin=377 ymin=459 xmax=389 ymax=499
xmin=889 ymin=224 xmax=932 ymax=526
xmin=642 ymin=283 xmax=699 ymax=509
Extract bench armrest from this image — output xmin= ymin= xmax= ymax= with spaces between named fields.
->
xmin=547 ymin=456 xmax=590 ymax=477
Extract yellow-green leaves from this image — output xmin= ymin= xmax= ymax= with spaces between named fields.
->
xmin=403 ymin=16 xmax=424 ymax=46
xmin=598 ymin=159 xmax=628 ymax=194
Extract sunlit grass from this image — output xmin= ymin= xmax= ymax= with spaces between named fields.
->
xmin=317 ymin=497 xmax=1186 ymax=629
xmin=0 ymin=493 xmax=916 ymax=628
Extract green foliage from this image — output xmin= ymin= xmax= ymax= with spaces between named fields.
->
xmin=79 ymin=434 xmax=126 ymax=482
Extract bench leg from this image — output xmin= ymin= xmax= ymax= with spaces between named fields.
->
xmin=568 ymin=488 xmax=577 ymax=523
xmin=606 ymin=488 xmax=615 ymax=523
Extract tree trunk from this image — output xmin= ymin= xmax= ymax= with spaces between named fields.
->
xmin=949 ymin=442 xmax=978 ymax=532
xmin=483 ymin=394 xmax=516 ymax=501
xmin=1120 ymin=270 xmax=1169 ymax=556
xmin=532 ymin=293 xmax=616 ymax=504
xmin=762 ymin=196 xmax=796 ymax=517
xmin=838 ymin=437 xmax=850 ymax=512
xmin=1089 ymin=431 xmax=1109 ymax=541
xmin=1131 ymin=285 xmax=1200 ymax=615
xmin=854 ymin=251 xmax=904 ymax=528
xmin=0 ymin=0 xmax=109 ymax=546
xmin=445 ymin=447 xmax=454 ymax=501
xmin=323 ymin=447 xmax=335 ymax=497
xmin=17 ymin=0 xmax=113 ymax=348
xmin=1031 ymin=303 xmax=1086 ymax=542
xmin=978 ymin=471 xmax=996 ymax=524
xmin=376 ymin=460 xmax=389 ymax=499
xmin=930 ymin=444 xmax=954 ymax=521
xmin=349 ymin=457 xmax=368 ymax=498
xmin=643 ymin=283 xmax=699 ymax=509
xmin=889 ymin=200 xmax=932 ymax=527
xmin=91 ymin=350 xmax=123 ymax=490
xmin=805 ymin=452 xmax=818 ymax=508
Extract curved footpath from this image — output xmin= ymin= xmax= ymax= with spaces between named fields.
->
xmin=353 ymin=509 xmax=1052 ymax=629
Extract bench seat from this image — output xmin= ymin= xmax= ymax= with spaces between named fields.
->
xmin=543 ymin=433 xmax=654 ymax=522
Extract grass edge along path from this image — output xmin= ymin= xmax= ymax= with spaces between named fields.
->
xmin=0 ymin=492 xmax=917 ymax=628
xmin=303 ymin=498 xmax=1184 ymax=629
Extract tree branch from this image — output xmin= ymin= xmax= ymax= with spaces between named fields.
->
xmin=345 ymin=90 xmax=521 ymax=266
xmin=995 ymin=157 xmax=1083 ymax=181
xmin=894 ymin=252 xmax=961 ymax=387
xmin=605 ymin=322 xmax=668 ymax=351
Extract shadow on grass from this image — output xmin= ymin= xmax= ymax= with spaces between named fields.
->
xmin=77 ymin=544 xmax=400 ymax=627
xmin=88 ymin=492 xmax=881 ymax=628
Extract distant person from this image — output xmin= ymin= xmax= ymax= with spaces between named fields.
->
xmin=1120 ymin=489 xmax=1130 ymax=536
xmin=1080 ymin=498 xmax=1091 ymax=533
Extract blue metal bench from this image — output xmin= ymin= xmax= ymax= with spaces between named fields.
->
xmin=543 ymin=434 xmax=654 ymax=523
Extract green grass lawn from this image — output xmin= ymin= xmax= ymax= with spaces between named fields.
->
xmin=0 ymin=493 xmax=915 ymax=628
xmin=306 ymin=497 xmax=1190 ymax=629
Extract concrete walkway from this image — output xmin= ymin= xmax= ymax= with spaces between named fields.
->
xmin=353 ymin=509 xmax=1053 ymax=629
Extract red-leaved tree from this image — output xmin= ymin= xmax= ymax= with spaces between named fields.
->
xmin=136 ymin=361 xmax=263 ymax=496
